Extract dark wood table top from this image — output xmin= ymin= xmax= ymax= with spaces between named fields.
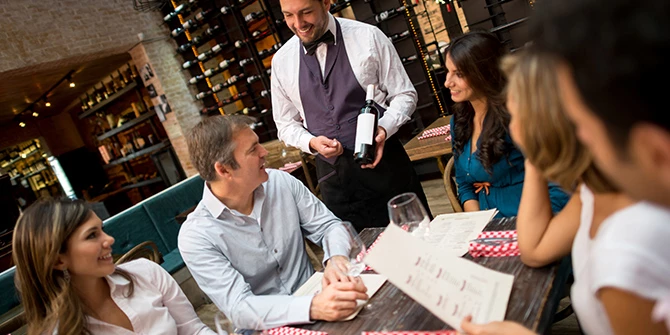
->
xmin=403 ymin=116 xmax=452 ymax=162
xmin=302 ymin=217 xmax=570 ymax=335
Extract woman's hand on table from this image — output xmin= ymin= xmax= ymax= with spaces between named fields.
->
xmin=459 ymin=316 xmax=536 ymax=335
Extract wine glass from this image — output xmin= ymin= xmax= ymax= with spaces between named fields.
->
xmin=340 ymin=221 xmax=367 ymax=277
xmin=214 ymin=300 xmax=269 ymax=335
xmin=387 ymin=192 xmax=431 ymax=240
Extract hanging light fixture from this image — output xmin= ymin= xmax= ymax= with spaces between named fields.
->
xmin=19 ymin=122 xmax=26 ymax=128
xmin=69 ymin=77 xmax=76 ymax=88
xmin=45 ymin=99 xmax=51 ymax=107
xmin=32 ymin=111 xmax=39 ymax=117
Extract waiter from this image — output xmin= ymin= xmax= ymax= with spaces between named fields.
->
xmin=271 ymin=0 xmax=430 ymax=231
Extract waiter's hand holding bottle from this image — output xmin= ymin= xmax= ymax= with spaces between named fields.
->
xmin=309 ymin=136 xmax=344 ymax=158
xmin=360 ymin=126 xmax=386 ymax=169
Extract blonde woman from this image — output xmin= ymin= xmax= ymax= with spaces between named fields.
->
xmin=460 ymin=51 xmax=670 ymax=335
xmin=12 ymin=198 xmax=216 ymax=335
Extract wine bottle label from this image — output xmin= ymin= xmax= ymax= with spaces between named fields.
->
xmin=235 ymin=41 xmax=245 ymax=48
xmin=196 ymin=92 xmax=206 ymax=99
xmin=189 ymin=77 xmax=198 ymax=84
xmin=183 ymin=61 xmax=193 ymax=68
xmin=171 ymin=28 xmax=182 ymax=36
xmin=196 ymin=11 xmax=205 ymax=20
xmin=204 ymin=68 xmax=214 ymax=76
xmin=376 ymin=12 xmax=389 ymax=22
xmin=354 ymin=114 xmax=376 ymax=149
xmin=213 ymin=84 xmax=223 ymax=91
xmin=221 ymin=6 xmax=230 ymax=14
xmin=183 ymin=21 xmax=193 ymax=29
xmin=198 ymin=53 xmax=207 ymax=61
xmin=253 ymin=30 xmax=261 ymax=37
xmin=213 ymin=44 xmax=222 ymax=52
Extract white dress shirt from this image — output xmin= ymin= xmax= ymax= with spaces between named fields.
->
xmin=271 ymin=14 xmax=417 ymax=153
xmin=86 ymin=258 xmax=215 ymax=334
xmin=571 ymin=185 xmax=670 ymax=335
xmin=178 ymin=169 xmax=350 ymax=329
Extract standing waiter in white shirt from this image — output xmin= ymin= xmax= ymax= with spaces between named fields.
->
xmin=271 ymin=0 xmax=431 ymax=231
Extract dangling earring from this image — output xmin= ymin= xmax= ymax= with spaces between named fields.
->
xmin=63 ymin=268 xmax=71 ymax=282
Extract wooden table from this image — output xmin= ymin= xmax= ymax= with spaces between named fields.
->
xmin=302 ymin=217 xmax=570 ymax=334
xmin=403 ymin=116 xmax=452 ymax=173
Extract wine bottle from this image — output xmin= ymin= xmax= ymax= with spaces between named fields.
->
xmin=176 ymin=25 xmax=223 ymax=53
xmin=330 ymin=0 xmax=352 ymax=14
xmin=244 ymin=11 xmax=265 ymax=24
xmin=258 ymin=43 xmax=282 ymax=59
xmin=163 ymin=0 xmax=198 ymax=21
xmin=354 ymin=84 xmax=379 ymax=164
xmin=239 ymin=57 xmax=254 ymax=67
xmin=182 ymin=58 xmax=200 ymax=69
xmin=401 ymin=54 xmax=418 ymax=65
xmin=86 ymin=93 xmax=95 ymax=108
xmin=240 ymin=106 xmax=258 ymax=115
xmin=197 ymin=42 xmax=228 ymax=61
xmin=251 ymin=28 xmax=273 ymax=41
xmin=388 ymin=30 xmax=410 ymax=42
xmin=101 ymin=82 xmax=110 ymax=99
xmin=189 ymin=58 xmax=236 ymax=84
xmin=110 ymin=74 xmax=120 ymax=92
xmin=220 ymin=6 xmax=233 ymax=15
xmin=172 ymin=18 xmax=203 ymax=37
xmin=80 ymin=98 xmax=89 ymax=112
xmin=192 ymin=8 xmax=214 ymax=22
xmin=94 ymin=86 xmax=103 ymax=103
xmin=375 ymin=4 xmax=415 ymax=23
xmin=246 ymin=74 xmax=263 ymax=84
xmin=118 ymin=69 xmax=129 ymax=84
xmin=260 ymin=89 xmax=271 ymax=98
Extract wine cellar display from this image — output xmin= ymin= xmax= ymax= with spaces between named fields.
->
xmin=162 ymin=0 xmax=451 ymax=143
xmin=75 ymin=63 xmax=176 ymax=203
xmin=0 ymin=139 xmax=60 ymax=205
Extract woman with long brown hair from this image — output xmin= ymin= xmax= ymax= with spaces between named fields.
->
xmin=444 ymin=31 xmax=568 ymax=217
xmin=460 ymin=50 xmax=670 ymax=335
xmin=12 ymin=198 xmax=215 ymax=335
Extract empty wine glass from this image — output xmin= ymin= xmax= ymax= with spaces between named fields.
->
xmin=388 ymin=192 xmax=431 ymax=240
xmin=214 ymin=300 xmax=269 ymax=335
xmin=341 ymin=221 xmax=367 ymax=277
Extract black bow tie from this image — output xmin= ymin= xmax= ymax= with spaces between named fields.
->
xmin=303 ymin=30 xmax=335 ymax=55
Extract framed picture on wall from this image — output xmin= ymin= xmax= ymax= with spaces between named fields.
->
xmin=140 ymin=63 xmax=154 ymax=84
xmin=147 ymin=84 xmax=158 ymax=98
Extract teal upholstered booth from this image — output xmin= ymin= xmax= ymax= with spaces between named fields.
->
xmin=0 ymin=174 xmax=205 ymax=320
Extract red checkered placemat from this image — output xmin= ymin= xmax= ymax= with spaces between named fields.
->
xmin=417 ymin=125 xmax=450 ymax=140
xmin=362 ymin=331 xmax=458 ymax=335
xmin=268 ymin=326 xmax=328 ymax=335
xmin=468 ymin=230 xmax=519 ymax=258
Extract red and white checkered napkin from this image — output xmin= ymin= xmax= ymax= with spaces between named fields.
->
xmin=362 ymin=331 xmax=458 ymax=335
xmin=268 ymin=326 xmax=328 ymax=335
xmin=468 ymin=230 xmax=520 ymax=258
xmin=417 ymin=125 xmax=450 ymax=140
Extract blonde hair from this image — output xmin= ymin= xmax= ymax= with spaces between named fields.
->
xmin=501 ymin=51 xmax=616 ymax=193
xmin=12 ymin=198 xmax=134 ymax=335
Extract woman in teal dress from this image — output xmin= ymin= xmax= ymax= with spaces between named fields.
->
xmin=444 ymin=31 xmax=568 ymax=217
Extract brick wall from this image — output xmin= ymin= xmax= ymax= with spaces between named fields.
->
xmin=2 ymin=0 xmax=204 ymax=176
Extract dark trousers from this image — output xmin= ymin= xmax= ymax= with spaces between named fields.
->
xmin=315 ymin=136 xmax=431 ymax=232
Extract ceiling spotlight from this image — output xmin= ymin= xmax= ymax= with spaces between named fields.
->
xmin=19 ymin=122 xmax=26 ymax=128
xmin=70 ymin=82 xmax=75 ymax=88
xmin=32 ymin=111 xmax=39 ymax=117
xmin=45 ymin=100 xmax=51 ymax=107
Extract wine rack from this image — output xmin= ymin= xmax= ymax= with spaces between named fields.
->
xmin=163 ymin=0 xmax=452 ymax=142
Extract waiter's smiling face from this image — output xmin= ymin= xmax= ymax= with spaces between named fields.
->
xmin=280 ymin=0 xmax=330 ymax=43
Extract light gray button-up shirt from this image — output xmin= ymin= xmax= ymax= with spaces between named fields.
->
xmin=178 ymin=169 xmax=349 ymax=329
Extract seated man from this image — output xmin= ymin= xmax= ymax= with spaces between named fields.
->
xmin=178 ymin=115 xmax=368 ymax=329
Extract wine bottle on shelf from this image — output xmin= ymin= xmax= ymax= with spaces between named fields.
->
xmin=244 ymin=11 xmax=266 ymax=24
xmin=128 ymin=63 xmax=139 ymax=80
xmin=388 ymin=30 xmax=410 ymax=42
xmin=94 ymin=86 xmax=103 ymax=103
xmin=197 ymin=42 xmax=229 ymax=61
xmin=192 ymin=8 xmax=214 ymax=22
xmin=220 ymin=6 xmax=233 ymax=15
xmin=86 ymin=93 xmax=95 ymax=108
xmin=258 ymin=43 xmax=283 ymax=59
xmin=80 ymin=98 xmax=89 ymax=112
xmin=172 ymin=18 xmax=204 ymax=37
xmin=330 ymin=0 xmax=352 ymax=14
xmin=220 ymin=91 xmax=249 ymax=105
xmin=246 ymin=74 xmax=263 ymax=84
xmin=189 ymin=57 xmax=236 ymax=84
xmin=251 ymin=28 xmax=273 ymax=41
xmin=239 ymin=57 xmax=254 ymax=67
xmin=182 ymin=58 xmax=200 ymax=69
xmin=260 ymin=89 xmax=271 ymax=98
xmin=118 ymin=69 xmax=129 ymax=84
xmin=240 ymin=106 xmax=259 ymax=115
xmin=164 ymin=3 xmax=191 ymax=22
xmin=375 ymin=4 xmax=415 ymax=23
xmin=224 ymin=73 xmax=246 ymax=86
xmin=100 ymin=82 xmax=110 ymax=99
xmin=176 ymin=25 xmax=223 ymax=53
xmin=401 ymin=54 xmax=418 ymax=65
xmin=109 ymin=74 xmax=120 ymax=92
xmin=354 ymin=84 xmax=379 ymax=164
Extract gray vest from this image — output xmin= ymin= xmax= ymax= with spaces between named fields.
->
xmin=299 ymin=20 xmax=384 ymax=163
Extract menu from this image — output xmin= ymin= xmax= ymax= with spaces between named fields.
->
xmin=364 ymin=224 xmax=514 ymax=331
xmin=426 ymin=209 xmax=498 ymax=256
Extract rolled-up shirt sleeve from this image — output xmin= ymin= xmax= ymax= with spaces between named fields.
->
xmin=271 ymin=56 xmax=315 ymax=154
xmin=371 ymin=27 xmax=417 ymax=139
xmin=178 ymin=229 xmax=313 ymax=329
